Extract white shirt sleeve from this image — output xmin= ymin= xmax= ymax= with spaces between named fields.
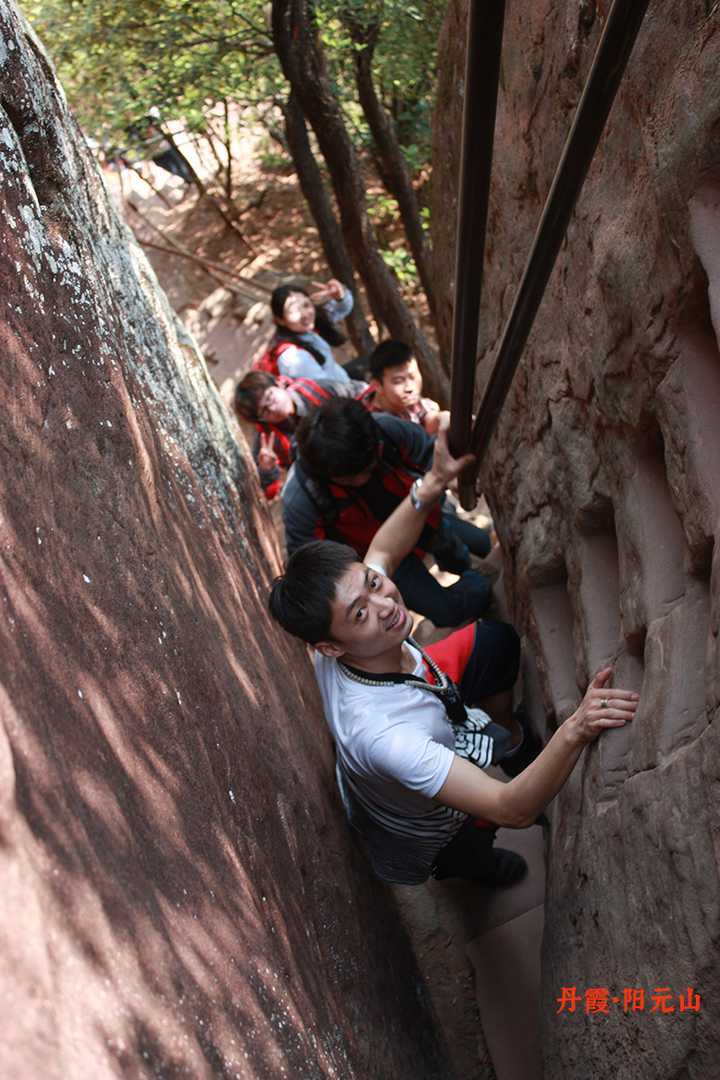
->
xmin=322 ymin=288 xmax=354 ymax=322
xmin=365 ymin=718 xmax=455 ymax=799
xmin=277 ymin=345 xmax=350 ymax=383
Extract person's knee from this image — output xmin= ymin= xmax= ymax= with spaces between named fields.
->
xmin=463 ymin=522 xmax=492 ymax=558
xmin=434 ymin=533 xmax=471 ymax=574
xmin=474 ymin=619 xmax=521 ymax=690
xmin=394 ymin=581 xmax=461 ymax=627
xmin=454 ymin=572 xmax=493 ymax=620
xmin=424 ymin=572 xmax=491 ymax=627
xmin=445 ymin=514 xmax=492 ymax=559
xmin=392 ymin=559 xmax=492 ymax=628
xmin=475 ymin=526 xmax=492 ymax=558
xmin=493 ymin=620 xmax=521 ymax=671
xmin=403 ymin=590 xmax=454 ymax=627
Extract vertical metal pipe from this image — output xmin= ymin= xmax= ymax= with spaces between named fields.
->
xmin=447 ymin=0 xmax=506 ymax=510
xmin=467 ymin=0 xmax=651 ymax=478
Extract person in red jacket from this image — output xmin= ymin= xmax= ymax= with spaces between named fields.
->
xmin=234 ymin=371 xmax=368 ymax=499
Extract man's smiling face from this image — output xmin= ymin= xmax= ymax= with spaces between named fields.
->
xmin=321 ymin=562 xmax=410 ymax=660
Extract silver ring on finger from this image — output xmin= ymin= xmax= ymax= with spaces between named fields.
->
xmin=600 ymin=697 xmax=609 ymax=710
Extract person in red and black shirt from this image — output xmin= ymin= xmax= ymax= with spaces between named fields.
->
xmin=282 ymin=398 xmax=493 ymax=628
xmin=366 ymin=339 xmax=443 ymax=434
xmin=235 ymin=371 xmax=368 ymax=499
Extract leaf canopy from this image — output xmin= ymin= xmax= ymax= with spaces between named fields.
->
xmin=22 ymin=0 xmax=444 ymax=166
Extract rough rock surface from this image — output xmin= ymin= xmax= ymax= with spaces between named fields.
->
xmin=433 ymin=2 xmax=720 ymax=1077
xmin=0 ymin=5 xmax=451 ymax=1077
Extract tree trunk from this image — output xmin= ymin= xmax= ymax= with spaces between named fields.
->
xmin=161 ymin=126 xmax=255 ymax=253
xmin=271 ymin=0 xmax=448 ymax=404
xmin=222 ymin=98 xmax=234 ymax=200
xmin=348 ymin=18 xmax=437 ymax=324
xmin=282 ymin=91 xmax=375 ymax=356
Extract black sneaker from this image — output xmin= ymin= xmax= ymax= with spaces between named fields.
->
xmin=479 ymin=848 xmax=528 ymax=886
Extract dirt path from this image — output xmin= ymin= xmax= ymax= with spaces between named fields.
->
xmin=104 ymin=132 xmax=430 ymax=412
xmin=105 ymin=140 xmax=341 ymax=402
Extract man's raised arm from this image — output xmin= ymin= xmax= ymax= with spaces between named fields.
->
xmin=366 ymin=416 xmax=474 ymax=577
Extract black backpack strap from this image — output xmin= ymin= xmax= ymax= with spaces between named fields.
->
xmin=274 ymin=328 xmax=328 ymax=366
xmin=293 ymin=462 xmax=355 ymax=533
xmin=375 ymin=425 xmax=403 ymax=470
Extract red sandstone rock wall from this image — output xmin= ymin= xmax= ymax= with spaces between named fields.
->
xmin=0 ymin=5 xmax=450 ymax=1076
xmin=433 ymin=2 xmax=720 ymax=1076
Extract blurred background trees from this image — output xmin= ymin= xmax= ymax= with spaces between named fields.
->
xmin=24 ymin=0 xmax=449 ymax=388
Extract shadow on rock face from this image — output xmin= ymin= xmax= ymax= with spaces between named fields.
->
xmin=0 ymin=4 xmax=451 ymax=1077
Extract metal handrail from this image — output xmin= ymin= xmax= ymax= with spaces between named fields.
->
xmin=446 ymin=0 xmax=506 ymax=510
xmin=450 ymin=0 xmax=651 ymax=509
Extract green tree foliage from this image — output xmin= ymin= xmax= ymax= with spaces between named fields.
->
xmin=22 ymin=0 xmax=444 ymax=304
xmin=23 ymin=0 xmax=442 ymax=169
xmin=314 ymin=1 xmax=445 ymax=166
xmin=22 ymin=0 xmax=278 ymax=149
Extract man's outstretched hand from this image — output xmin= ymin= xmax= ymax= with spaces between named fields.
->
xmin=366 ymin=415 xmax=475 ymax=576
xmin=566 ymin=667 xmax=639 ymax=746
xmin=425 ymin=414 xmax=476 ymax=494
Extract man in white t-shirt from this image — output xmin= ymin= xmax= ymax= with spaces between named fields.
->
xmin=269 ymin=419 xmax=640 ymax=886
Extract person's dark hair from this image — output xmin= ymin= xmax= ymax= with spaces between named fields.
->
xmin=296 ymin=398 xmax=379 ymax=481
xmin=234 ymin=370 xmax=276 ymax=421
xmin=369 ymin=340 xmax=412 ymax=381
xmin=270 ymin=281 xmax=346 ymax=348
xmin=268 ymin=540 xmax=358 ymax=644
xmin=270 ymin=282 xmax=307 ymax=321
